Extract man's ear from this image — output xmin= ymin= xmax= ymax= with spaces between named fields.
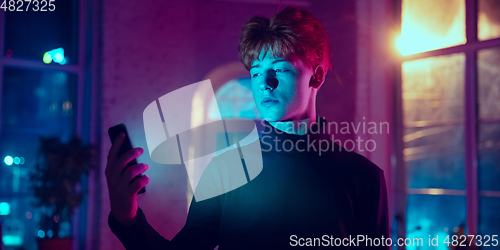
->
xmin=310 ymin=64 xmax=325 ymax=89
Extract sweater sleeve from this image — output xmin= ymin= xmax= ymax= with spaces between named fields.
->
xmin=355 ymin=169 xmax=390 ymax=249
xmin=108 ymin=194 xmax=221 ymax=250
xmin=108 ymin=207 xmax=173 ymax=250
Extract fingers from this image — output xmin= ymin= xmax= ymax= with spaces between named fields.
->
xmin=110 ymin=163 xmax=149 ymax=195
xmin=113 ymin=147 xmax=144 ymax=176
xmin=105 ymin=133 xmax=125 ymax=177
xmin=122 ymin=163 xmax=149 ymax=183
xmin=129 ymin=175 xmax=150 ymax=195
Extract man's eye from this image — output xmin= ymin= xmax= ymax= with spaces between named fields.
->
xmin=251 ymin=73 xmax=261 ymax=78
xmin=274 ymin=69 xmax=289 ymax=73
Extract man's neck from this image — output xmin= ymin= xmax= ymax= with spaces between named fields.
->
xmin=268 ymin=116 xmax=318 ymax=135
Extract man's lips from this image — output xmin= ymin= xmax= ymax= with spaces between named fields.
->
xmin=261 ymin=97 xmax=279 ymax=107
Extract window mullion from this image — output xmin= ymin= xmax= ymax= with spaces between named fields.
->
xmin=464 ymin=0 xmax=479 ymax=236
xmin=391 ymin=1 xmax=407 ymax=249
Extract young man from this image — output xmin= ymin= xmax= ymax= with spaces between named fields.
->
xmin=106 ymin=6 xmax=389 ymax=249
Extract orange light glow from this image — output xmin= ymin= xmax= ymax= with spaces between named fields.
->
xmin=397 ymin=0 xmax=466 ymax=56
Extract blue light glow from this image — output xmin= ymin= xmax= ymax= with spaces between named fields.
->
xmin=4 ymin=156 xmax=13 ymax=166
xmin=38 ymin=230 xmax=45 ymax=238
xmin=0 ymin=202 xmax=10 ymax=215
xmin=2 ymin=235 xmax=23 ymax=246
xmin=54 ymin=53 xmax=63 ymax=63
xmin=43 ymin=47 xmax=65 ymax=65
xmin=13 ymin=157 xmax=20 ymax=165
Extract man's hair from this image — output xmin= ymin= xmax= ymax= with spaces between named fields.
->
xmin=238 ymin=6 xmax=331 ymax=72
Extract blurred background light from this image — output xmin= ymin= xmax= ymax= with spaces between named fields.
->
xmin=397 ymin=0 xmax=466 ymax=55
xmin=37 ymin=230 xmax=45 ymax=238
xmin=43 ymin=52 xmax=52 ymax=64
xmin=4 ymin=156 xmax=13 ymax=166
xmin=2 ymin=235 xmax=23 ymax=246
xmin=62 ymin=101 xmax=72 ymax=111
xmin=0 ymin=202 xmax=10 ymax=215
xmin=43 ymin=47 xmax=66 ymax=65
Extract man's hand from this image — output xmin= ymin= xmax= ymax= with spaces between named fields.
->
xmin=105 ymin=132 xmax=150 ymax=227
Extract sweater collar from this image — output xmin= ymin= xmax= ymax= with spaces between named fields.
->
xmin=257 ymin=116 xmax=335 ymax=154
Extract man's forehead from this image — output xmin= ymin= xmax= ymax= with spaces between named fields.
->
xmin=256 ymin=48 xmax=282 ymax=61
xmin=251 ymin=49 xmax=288 ymax=68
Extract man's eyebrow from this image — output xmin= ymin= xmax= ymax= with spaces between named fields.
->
xmin=271 ymin=59 xmax=287 ymax=64
xmin=251 ymin=59 xmax=287 ymax=69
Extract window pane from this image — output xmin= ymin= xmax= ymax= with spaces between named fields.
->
xmin=478 ymin=0 xmax=500 ymax=41
xmin=399 ymin=0 xmax=466 ymax=56
xmin=1 ymin=196 xmax=73 ymax=249
xmin=4 ymin=0 xmax=78 ymax=64
xmin=478 ymin=48 xmax=500 ymax=192
xmin=479 ymin=197 xmax=500 ymax=242
xmin=1 ymin=68 xmax=77 ymax=133
xmin=1 ymin=68 xmax=76 ymax=249
xmin=1 ymin=196 xmax=38 ymax=249
xmin=478 ymin=122 xmax=500 ymax=191
xmin=402 ymin=54 xmax=465 ymax=190
xmin=404 ymin=126 xmax=465 ymax=189
xmin=0 ymin=68 xmax=76 ymax=195
xmin=402 ymin=54 xmax=465 ymax=125
xmin=478 ymin=47 xmax=500 ymax=121
xmin=406 ymin=195 xmax=466 ymax=249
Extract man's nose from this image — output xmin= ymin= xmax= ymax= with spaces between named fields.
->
xmin=259 ymin=70 xmax=278 ymax=91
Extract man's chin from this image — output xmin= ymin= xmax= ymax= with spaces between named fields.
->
xmin=258 ymin=107 xmax=287 ymax=122
xmin=262 ymin=114 xmax=285 ymax=123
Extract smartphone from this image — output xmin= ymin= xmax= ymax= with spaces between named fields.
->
xmin=108 ymin=123 xmax=146 ymax=194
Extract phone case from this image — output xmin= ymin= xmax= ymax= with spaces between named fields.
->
xmin=108 ymin=123 xmax=146 ymax=194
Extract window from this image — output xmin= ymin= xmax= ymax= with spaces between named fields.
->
xmin=0 ymin=1 xmax=94 ymax=249
xmin=396 ymin=0 xmax=500 ymax=247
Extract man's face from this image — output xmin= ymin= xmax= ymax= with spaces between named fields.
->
xmin=250 ymin=49 xmax=315 ymax=122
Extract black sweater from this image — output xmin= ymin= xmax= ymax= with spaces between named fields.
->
xmin=109 ymin=118 xmax=390 ymax=249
